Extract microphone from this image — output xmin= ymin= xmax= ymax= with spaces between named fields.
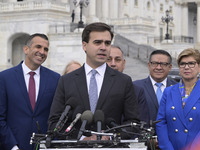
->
xmin=77 ymin=110 xmax=93 ymax=140
xmin=65 ymin=106 xmax=84 ymax=132
xmin=94 ymin=110 xmax=104 ymax=141
xmin=54 ymin=97 xmax=78 ymax=131
xmin=106 ymin=118 xmax=127 ymax=133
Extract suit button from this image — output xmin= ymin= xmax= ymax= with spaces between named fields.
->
xmin=171 ymin=106 xmax=175 ymax=109
xmin=189 ymin=118 xmax=193 ymax=121
xmin=173 ymin=117 xmax=176 ymax=121
xmin=175 ymin=129 xmax=178 ymax=133
xmin=185 ymin=129 xmax=188 ymax=133
xmin=193 ymin=107 xmax=196 ymax=110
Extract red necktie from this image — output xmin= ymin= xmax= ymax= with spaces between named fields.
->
xmin=29 ymin=72 xmax=36 ymax=110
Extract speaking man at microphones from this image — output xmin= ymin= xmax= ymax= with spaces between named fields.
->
xmin=48 ymin=22 xmax=140 ymax=142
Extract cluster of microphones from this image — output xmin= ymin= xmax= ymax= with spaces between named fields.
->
xmin=31 ymin=98 xmax=159 ymax=148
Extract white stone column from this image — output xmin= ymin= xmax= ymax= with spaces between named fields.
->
xmin=101 ymin=0 xmax=109 ymax=19
xmin=109 ymin=0 xmax=119 ymax=18
xmin=196 ymin=2 xmax=200 ymax=44
xmin=182 ymin=3 xmax=188 ymax=36
xmin=86 ymin=0 xmax=98 ymax=23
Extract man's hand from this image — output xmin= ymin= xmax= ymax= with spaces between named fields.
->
xmin=83 ymin=135 xmax=110 ymax=141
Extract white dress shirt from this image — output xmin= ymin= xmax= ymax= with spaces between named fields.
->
xmin=22 ymin=61 xmax=40 ymax=102
xmin=84 ymin=62 xmax=106 ymax=97
xmin=149 ymin=75 xmax=167 ymax=93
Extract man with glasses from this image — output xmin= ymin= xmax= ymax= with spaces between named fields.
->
xmin=133 ymin=50 xmax=177 ymax=149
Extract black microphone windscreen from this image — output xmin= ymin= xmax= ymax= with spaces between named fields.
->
xmin=81 ymin=110 xmax=93 ymax=124
xmin=65 ymin=97 xmax=78 ymax=109
xmin=94 ymin=110 xmax=104 ymax=123
xmin=106 ymin=118 xmax=116 ymax=127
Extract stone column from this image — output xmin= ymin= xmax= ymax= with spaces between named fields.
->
xmin=101 ymin=0 xmax=109 ymax=19
xmin=86 ymin=0 xmax=98 ymax=23
xmin=182 ymin=3 xmax=188 ymax=36
xmin=109 ymin=0 xmax=119 ymax=18
xmin=196 ymin=2 xmax=200 ymax=43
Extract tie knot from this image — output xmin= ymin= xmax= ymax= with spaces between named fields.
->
xmin=155 ymin=82 xmax=162 ymax=88
xmin=91 ymin=69 xmax=97 ymax=76
xmin=29 ymin=72 xmax=35 ymax=77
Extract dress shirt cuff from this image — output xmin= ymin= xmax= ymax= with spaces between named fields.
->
xmin=11 ymin=145 xmax=19 ymax=150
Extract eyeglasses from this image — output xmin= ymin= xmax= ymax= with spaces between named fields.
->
xmin=150 ymin=61 xmax=170 ymax=68
xmin=179 ymin=61 xmax=197 ymax=68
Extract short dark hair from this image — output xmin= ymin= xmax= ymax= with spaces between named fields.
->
xmin=149 ymin=49 xmax=172 ymax=64
xmin=82 ymin=22 xmax=114 ymax=43
xmin=25 ymin=33 xmax=49 ymax=47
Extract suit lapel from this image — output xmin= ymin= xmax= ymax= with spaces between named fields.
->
xmin=96 ymin=66 xmax=115 ymax=110
xmin=15 ymin=62 xmax=33 ymax=112
xmin=74 ymin=66 xmax=91 ymax=110
xmin=183 ymin=80 xmax=200 ymax=117
xmin=145 ymin=77 xmax=159 ymax=109
xmin=34 ymin=66 xmax=47 ymax=112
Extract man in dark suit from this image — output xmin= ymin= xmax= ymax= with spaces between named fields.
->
xmin=0 ymin=33 xmax=60 ymax=150
xmin=133 ymin=50 xmax=177 ymax=149
xmin=107 ymin=45 xmax=150 ymax=126
xmin=48 ymin=22 xmax=139 ymax=141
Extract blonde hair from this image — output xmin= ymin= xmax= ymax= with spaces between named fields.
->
xmin=177 ymin=48 xmax=200 ymax=65
xmin=63 ymin=60 xmax=81 ymax=75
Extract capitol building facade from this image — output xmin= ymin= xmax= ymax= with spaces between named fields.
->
xmin=0 ymin=0 xmax=199 ymax=74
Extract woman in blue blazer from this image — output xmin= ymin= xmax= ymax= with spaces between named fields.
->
xmin=156 ymin=48 xmax=200 ymax=150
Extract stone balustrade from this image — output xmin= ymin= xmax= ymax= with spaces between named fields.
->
xmin=0 ymin=1 xmax=69 ymax=12
xmin=109 ymin=17 xmax=154 ymax=26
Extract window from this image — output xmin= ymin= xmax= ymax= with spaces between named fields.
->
xmin=17 ymin=0 xmax=23 ymax=1
xmin=147 ymin=1 xmax=151 ymax=10
xmin=135 ymin=0 xmax=138 ymax=6
xmin=169 ymin=6 xmax=173 ymax=13
xmin=170 ymin=29 xmax=173 ymax=39
xmin=160 ymin=4 xmax=163 ymax=12
xmin=160 ymin=28 xmax=163 ymax=41
xmin=124 ymin=0 xmax=127 ymax=4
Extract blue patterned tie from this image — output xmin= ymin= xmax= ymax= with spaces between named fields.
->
xmin=89 ymin=69 xmax=98 ymax=113
xmin=155 ymin=83 xmax=163 ymax=104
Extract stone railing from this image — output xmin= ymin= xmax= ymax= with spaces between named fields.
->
xmin=148 ymin=36 xmax=194 ymax=44
xmin=0 ymin=1 xmax=69 ymax=12
xmin=109 ymin=17 xmax=154 ymax=26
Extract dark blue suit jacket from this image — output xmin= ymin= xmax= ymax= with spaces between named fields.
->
xmin=133 ymin=84 xmax=150 ymax=126
xmin=0 ymin=62 xmax=60 ymax=150
xmin=133 ymin=76 xmax=177 ymax=123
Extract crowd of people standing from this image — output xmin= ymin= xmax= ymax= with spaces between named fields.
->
xmin=0 ymin=22 xmax=200 ymax=150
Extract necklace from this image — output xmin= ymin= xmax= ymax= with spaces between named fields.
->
xmin=182 ymin=82 xmax=197 ymax=109
xmin=185 ymin=83 xmax=196 ymax=95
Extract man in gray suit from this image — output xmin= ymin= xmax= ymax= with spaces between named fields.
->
xmin=133 ymin=50 xmax=177 ymax=149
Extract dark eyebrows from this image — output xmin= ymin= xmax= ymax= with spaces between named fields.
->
xmin=35 ymin=44 xmax=49 ymax=51
xmin=93 ymin=40 xmax=111 ymax=45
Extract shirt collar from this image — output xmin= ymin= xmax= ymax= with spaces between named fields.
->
xmin=22 ymin=61 xmax=40 ymax=75
xmin=149 ymin=75 xmax=167 ymax=87
xmin=85 ymin=63 xmax=106 ymax=77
